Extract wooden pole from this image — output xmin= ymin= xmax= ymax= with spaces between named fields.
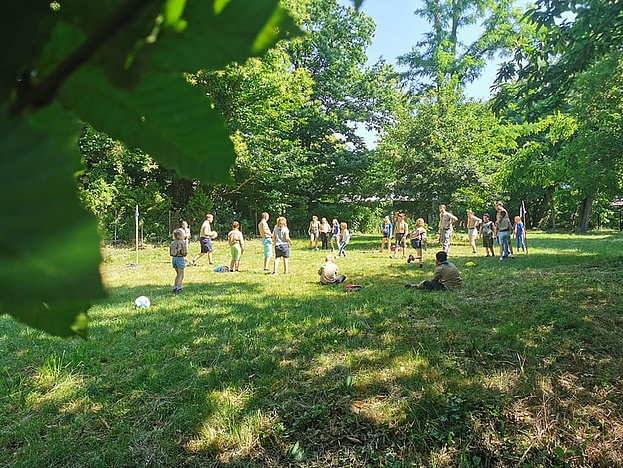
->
xmin=135 ymin=204 xmax=139 ymax=265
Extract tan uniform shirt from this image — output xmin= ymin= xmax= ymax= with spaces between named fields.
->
xmin=431 ymin=262 xmax=462 ymax=288
xmin=318 ymin=261 xmax=339 ymax=285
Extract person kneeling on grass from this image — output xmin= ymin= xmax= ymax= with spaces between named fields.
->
xmin=318 ymin=254 xmax=346 ymax=285
xmin=406 ymin=251 xmax=462 ymax=290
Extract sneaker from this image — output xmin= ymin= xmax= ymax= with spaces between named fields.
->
xmin=189 ymin=261 xmax=195 ymax=266
xmin=499 ymin=257 xmax=504 ymax=262
xmin=510 ymin=254 xmax=515 ymax=259
xmin=404 ymin=283 xmax=417 ymax=288
xmin=173 ymin=287 xmax=182 ymax=293
xmin=418 ymin=263 xmax=424 ymax=268
xmin=407 ymin=255 xmax=415 ymax=263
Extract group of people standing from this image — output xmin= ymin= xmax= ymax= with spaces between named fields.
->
xmin=307 ymin=216 xmax=351 ymax=257
xmin=379 ymin=202 xmax=527 ymax=268
xmin=169 ymin=213 xmax=245 ymax=293
xmin=167 ymin=202 xmax=527 ymax=292
xmin=380 ymin=214 xmax=428 ymax=267
xmin=462 ymin=202 xmax=526 ymax=261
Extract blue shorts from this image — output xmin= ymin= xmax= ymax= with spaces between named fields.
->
xmin=262 ymin=237 xmax=273 ymax=258
xmin=275 ymin=243 xmax=290 ymax=258
xmin=200 ymin=237 xmax=213 ymax=253
xmin=498 ymin=231 xmax=511 ymax=245
xmin=172 ymin=257 xmax=186 ymax=269
xmin=411 ymin=239 xmax=422 ymax=249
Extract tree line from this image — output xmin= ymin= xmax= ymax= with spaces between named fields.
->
xmin=77 ymin=0 xmax=623 ymax=243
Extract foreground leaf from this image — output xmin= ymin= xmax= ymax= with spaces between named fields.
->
xmin=59 ymin=67 xmax=235 ymax=183
xmin=0 ymin=104 xmax=105 ymax=337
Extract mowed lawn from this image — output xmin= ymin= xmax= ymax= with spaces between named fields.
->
xmin=1 ymin=232 xmax=623 ymax=467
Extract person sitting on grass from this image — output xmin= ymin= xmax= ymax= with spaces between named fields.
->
xmin=405 ymin=251 xmax=462 ymax=290
xmin=318 ymin=254 xmax=346 ymax=285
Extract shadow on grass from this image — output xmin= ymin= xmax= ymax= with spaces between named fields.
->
xmin=1 ymin=234 xmax=623 ymax=467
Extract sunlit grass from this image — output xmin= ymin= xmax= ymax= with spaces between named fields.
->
xmin=1 ymin=231 xmax=622 ymax=466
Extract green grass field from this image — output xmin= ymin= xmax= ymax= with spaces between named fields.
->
xmin=2 ymin=232 xmax=623 ymax=467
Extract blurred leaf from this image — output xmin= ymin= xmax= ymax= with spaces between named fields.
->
xmin=59 ymin=66 xmax=235 ymax=184
xmin=0 ymin=2 xmax=57 ymax=101
xmin=0 ymin=104 xmax=105 ymax=337
xmin=153 ymin=0 xmax=301 ymax=72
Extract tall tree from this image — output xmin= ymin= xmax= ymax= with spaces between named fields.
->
xmin=494 ymin=0 xmax=623 ymax=113
xmin=377 ymin=85 xmax=511 ymax=219
xmin=398 ymin=0 xmax=520 ymax=96
xmin=282 ymin=0 xmax=402 ymax=207
xmin=557 ymin=52 xmax=623 ymax=232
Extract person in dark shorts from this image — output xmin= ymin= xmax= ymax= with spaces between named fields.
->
xmin=272 ymin=216 xmax=293 ymax=274
xmin=190 ymin=213 xmax=216 ymax=265
xmin=479 ymin=213 xmax=495 ymax=257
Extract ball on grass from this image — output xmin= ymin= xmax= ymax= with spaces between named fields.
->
xmin=465 ymin=261 xmax=476 ymax=267
xmin=134 ymin=296 xmax=151 ymax=308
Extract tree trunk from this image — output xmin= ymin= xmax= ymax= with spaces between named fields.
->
xmin=578 ymin=194 xmax=594 ymax=233
xmin=537 ymin=187 xmax=556 ymax=229
xmin=547 ymin=188 xmax=556 ymax=229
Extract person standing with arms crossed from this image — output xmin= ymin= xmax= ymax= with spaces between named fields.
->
xmin=227 ymin=221 xmax=245 ymax=272
xmin=190 ymin=213 xmax=216 ymax=266
xmin=308 ymin=215 xmax=321 ymax=250
xmin=319 ymin=217 xmax=331 ymax=250
xmin=438 ymin=205 xmax=458 ymax=256
xmin=258 ymin=212 xmax=272 ymax=272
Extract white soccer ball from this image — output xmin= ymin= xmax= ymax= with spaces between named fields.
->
xmin=134 ymin=296 xmax=151 ymax=308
